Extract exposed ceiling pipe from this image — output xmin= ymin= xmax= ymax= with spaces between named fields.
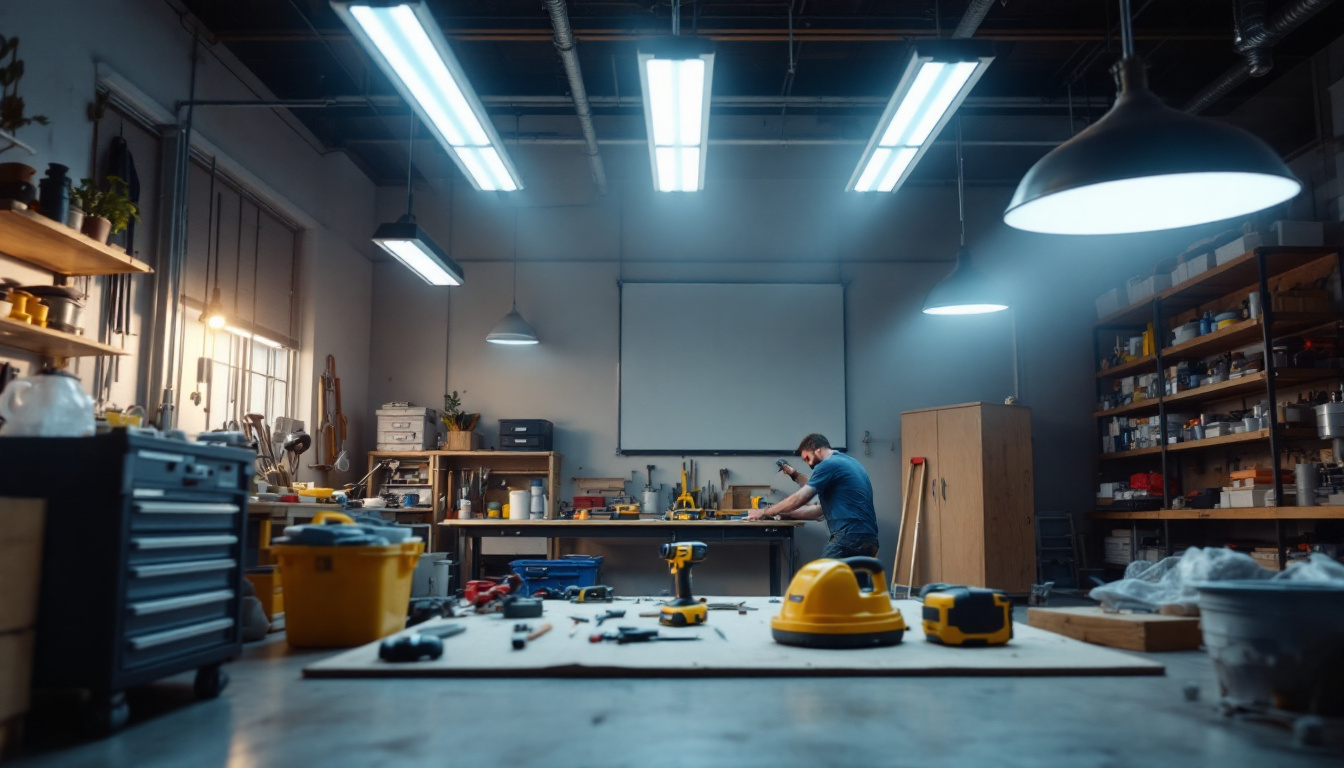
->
xmin=952 ymin=0 xmax=997 ymax=39
xmin=1184 ymin=0 xmax=1335 ymax=113
xmin=543 ymin=0 xmax=609 ymax=195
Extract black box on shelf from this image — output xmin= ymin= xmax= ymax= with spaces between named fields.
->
xmin=499 ymin=419 xmax=554 ymax=451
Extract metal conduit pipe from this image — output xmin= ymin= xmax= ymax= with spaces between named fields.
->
xmin=1184 ymin=0 xmax=1336 ymax=113
xmin=952 ymin=0 xmax=997 ymax=39
xmin=543 ymin=0 xmax=608 ymax=195
xmin=1234 ymin=0 xmax=1272 ymax=76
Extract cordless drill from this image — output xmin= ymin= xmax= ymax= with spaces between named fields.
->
xmin=659 ymin=541 xmax=708 ymax=627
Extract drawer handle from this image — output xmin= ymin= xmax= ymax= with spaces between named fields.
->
xmin=130 ymin=558 xmax=236 ymax=579
xmin=135 ymin=502 xmax=240 ymax=515
xmin=131 ymin=535 xmax=238 ymax=550
xmin=138 ymin=449 xmax=187 ymax=464
xmin=129 ymin=589 xmax=235 ymax=616
xmin=127 ymin=618 xmax=234 ymax=651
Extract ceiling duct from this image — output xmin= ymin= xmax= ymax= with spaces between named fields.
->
xmin=543 ymin=0 xmax=608 ymax=195
xmin=1184 ymin=0 xmax=1335 ymax=113
xmin=952 ymin=0 xmax=997 ymax=39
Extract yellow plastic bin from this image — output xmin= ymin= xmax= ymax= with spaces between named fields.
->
xmin=271 ymin=512 xmax=423 ymax=648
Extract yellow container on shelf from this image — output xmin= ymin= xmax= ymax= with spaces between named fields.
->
xmin=270 ymin=512 xmax=423 ymax=647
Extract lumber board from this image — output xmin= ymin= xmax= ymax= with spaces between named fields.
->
xmin=1027 ymin=606 xmax=1203 ymax=652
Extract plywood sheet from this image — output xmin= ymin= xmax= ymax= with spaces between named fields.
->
xmin=1028 ymin=607 xmax=1203 ymax=652
xmin=303 ymin=597 xmax=1163 ymax=679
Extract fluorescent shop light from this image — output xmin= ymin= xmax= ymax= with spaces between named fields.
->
xmin=372 ymin=217 xmax=465 ymax=287
xmin=331 ymin=1 xmax=523 ymax=192
xmin=637 ymin=42 xmax=715 ymax=192
xmin=848 ymin=42 xmax=993 ymax=193
xmin=224 ymin=325 xmax=284 ymax=348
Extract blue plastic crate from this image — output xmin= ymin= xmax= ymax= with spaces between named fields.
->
xmin=509 ymin=555 xmax=603 ymax=594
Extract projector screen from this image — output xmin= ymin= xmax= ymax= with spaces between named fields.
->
xmin=619 ymin=282 xmax=847 ymax=454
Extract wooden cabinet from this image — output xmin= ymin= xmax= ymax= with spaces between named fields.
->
xmin=899 ymin=402 xmax=1035 ymax=593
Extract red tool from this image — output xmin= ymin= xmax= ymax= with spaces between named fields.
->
xmin=466 ymin=574 xmax=524 ymax=612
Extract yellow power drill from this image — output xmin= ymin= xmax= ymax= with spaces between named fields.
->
xmin=659 ymin=541 xmax=708 ymax=627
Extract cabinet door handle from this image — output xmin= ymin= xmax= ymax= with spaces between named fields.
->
xmin=941 ymin=478 xmax=947 ymax=500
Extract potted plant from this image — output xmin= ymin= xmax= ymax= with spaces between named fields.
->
xmin=73 ymin=175 xmax=137 ymax=244
xmin=0 ymin=35 xmax=46 ymax=161
xmin=441 ymin=390 xmax=480 ymax=450
xmin=70 ymin=178 xmax=106 ymax=242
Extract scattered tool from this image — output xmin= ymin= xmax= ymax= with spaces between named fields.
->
xmin=671 ymin=461 xmax=703 ymax=518
xmin=406 ymin=597 xmax=455 ymax=627
xmin=594 ymin=609 xmax=626 ymax=627
xmin=660 ymin=541 xmax=708 ymax=627
xmin=566 ymin=585 xmax=614 ymax=603
xmin=378 ymin=623 xmax=466 ymax=662
xmin=890 ymin=457 xmax=928 ymax=598
xmin=533 ymin=588 xmax=568 ymax=600
xmin=502 ymin=594 xmax=544 ymax=619
xmin=714 ymin=626 xmax=728 ymax=642
xmin=568 ymin=616 xmax=590 ymax=636
xmin=772 ymin=557 xmax=908 ymax=648
xmin=512 ymin=622 xmax=553 ymax=650
xmin=466 ymin=574 xmax=525 ymax=612
xmin=920 ymin=584 xmax=1013 ymax=647
xmin=705 ymin=602 xmax=757 ymax=612
xmin=589 ymin=627 xmax=703 ymax=644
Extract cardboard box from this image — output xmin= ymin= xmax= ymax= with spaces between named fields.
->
xmin=0 ymin=499 xmax=44 ymax=635
xmin=1126 ymin=274 xmax=1172 ymax=305
xmin=1215 ymin=232 xmax=1264 ymax=265
xmin=1183 ymin=252 xmax=1211 ymax=277
xmin=1028 ymin=607 xmax=1203 ymax=652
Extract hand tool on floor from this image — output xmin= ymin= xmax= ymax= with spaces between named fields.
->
xmin=512 ymin=622 xmax=553 ymax=649
xmin=589 ymin=627 xmax=703 ymax=644
xmin=502 ymin=594 xmax=544 ymax=619
xmin=772 ymin=557 xmax=908 ymax=648
xmin=594 ymin=609 xmax=626 ymax=627
xmin=919 ymin=584 xmax=1013 ymax=647
xmin=659 ymin=541 xmax=708 ymax=627
xmin=890 ymin=457 xmax=927 ymax=599
xmin=378 ymin=623 xmax=466 ymax=662
xmin=566 ymin=585 xmax=614 ymax=603
xmin=568 ymin=616 xmax=590 ymax=636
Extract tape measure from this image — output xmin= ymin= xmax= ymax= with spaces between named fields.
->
xmin=920 ymin=584 xmax=1013 ymax=647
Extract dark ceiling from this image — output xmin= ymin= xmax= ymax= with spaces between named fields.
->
xmin=175 ymin=0 xmax=1343 ymax=184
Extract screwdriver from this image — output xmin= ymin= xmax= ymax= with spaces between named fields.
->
xmin=589 ymin=627 xmax=703 ymax=644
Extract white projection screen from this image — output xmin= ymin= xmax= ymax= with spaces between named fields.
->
xmin=619 ymin=283 xmax=847 ymax=453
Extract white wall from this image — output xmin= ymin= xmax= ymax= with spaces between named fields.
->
xmin=1 ymin=0 xmax=375 ymax=486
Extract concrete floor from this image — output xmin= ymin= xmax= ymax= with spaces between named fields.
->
xmin=11 ymin=606 xmax=1344 ymax=768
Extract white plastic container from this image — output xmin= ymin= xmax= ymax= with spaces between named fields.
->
xmin=509 ymin=490 xmax=530 ymax=520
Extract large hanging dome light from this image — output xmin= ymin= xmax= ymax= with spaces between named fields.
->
xmin=1004 ymin=6 xmax=1300 ymax=235
xmin=923 ymin=247 xmax=1008 ymax=315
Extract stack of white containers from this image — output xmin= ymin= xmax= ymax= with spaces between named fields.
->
xmin=375 ymin=403 xmax=438 ymax=451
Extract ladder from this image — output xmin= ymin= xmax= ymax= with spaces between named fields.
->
xmin=1035 ymin=510 xmax=1079 ymax=589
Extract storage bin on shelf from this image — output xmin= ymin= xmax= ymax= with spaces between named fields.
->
xmin=270 ymin=512 xmax=422 ymax=647
xmin=509 ymin=555 xmax=603 ymax=594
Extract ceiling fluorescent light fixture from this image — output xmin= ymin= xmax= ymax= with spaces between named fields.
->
xmin=637 ymin=41 xmax=715 ymax=192
xmin=372 ymin=216 xmax=465 ymax=286
xmin=331 ymin=1 xmax=523 ymax=192
xmin=848 ymin=42 xmax=993 ymax=194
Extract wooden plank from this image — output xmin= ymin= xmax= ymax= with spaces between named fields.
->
xmin=899 ymin=409 xmax=939 ymax=586
xmin=0 ymin=314 xmax=128 ymax=359
xmin=1090 ymin=506 xmax=1344 ymax=520
xmin=303 ymin=597 xmax=1165 ymax=679
xmin=1027 ymin=606 xmax=1202 ymax=652
xmin=0 ymin=203 xmax=153 ymax=276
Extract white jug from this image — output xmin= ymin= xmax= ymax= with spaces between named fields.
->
xmin=0 ymin=368 xmax=96 ymax=437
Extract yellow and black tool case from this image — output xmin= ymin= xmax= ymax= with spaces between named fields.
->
xmin=921 ymin=585 xmax=1013 ymax=647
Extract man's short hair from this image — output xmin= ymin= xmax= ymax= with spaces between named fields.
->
xmin=796 ymin=433 xmax=831 ymax=454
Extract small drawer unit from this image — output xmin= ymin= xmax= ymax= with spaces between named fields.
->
xmin=376 ymin=406 xmax=438 ymax=451
xmin=0 ymin=431 xmax=253 ymax=735
xmin=499 ymin=419 xmax=554 ymax=451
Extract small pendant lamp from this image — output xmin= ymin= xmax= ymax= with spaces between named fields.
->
xmin=487 ymin=208 xmax=539 ymax=345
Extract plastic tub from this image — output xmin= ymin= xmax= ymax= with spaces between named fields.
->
xmin=1195 ymin=581 xmax=1344 ymax=714
xmin=272 ymin=513 xmax=423 ymax=647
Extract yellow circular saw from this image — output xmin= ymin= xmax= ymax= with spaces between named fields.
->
xmin=771 ymin=557 xmax=908 ymax=648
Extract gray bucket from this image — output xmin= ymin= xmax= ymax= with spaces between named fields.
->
xmin=1195 ymin=581 xmax=1344 ymax=715
xmin=411 ymin=555 xmax=455 ymax=598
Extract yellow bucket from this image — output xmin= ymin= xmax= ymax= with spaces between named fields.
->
xmin=271 ymin=512 xmax=423 ymax=647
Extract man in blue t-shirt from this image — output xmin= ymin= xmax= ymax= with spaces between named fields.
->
xmin=745 ymin=433 xmax=880 ymax=559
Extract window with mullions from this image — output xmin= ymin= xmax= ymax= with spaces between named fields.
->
xmin=175 ymin=159 xmax=300 ymax=434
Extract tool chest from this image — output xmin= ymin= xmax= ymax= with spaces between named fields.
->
xmin=0 ymin=431 xmax=253 ymax=735
xmin=498 ymin=419 xmax=553 ymax=451
xmin=509 ymin=555 xmax=603 ymax=593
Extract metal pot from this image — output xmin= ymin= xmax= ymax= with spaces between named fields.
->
xmin=20 ymin=285 xmax=85 ymax=334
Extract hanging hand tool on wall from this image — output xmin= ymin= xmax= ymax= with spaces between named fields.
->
xmin=312 ymin=355 xmax=347 ymax=471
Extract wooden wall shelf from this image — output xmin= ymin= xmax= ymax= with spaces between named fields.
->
xmin=0 ymin=315 xmax=127 ymax=358
xmin=1099 ymin=427 xmax=1319 ymax=461
xmin=0 ymin=202 xmax=153 ymax=276
xmin=1091 ymin=506 xmax=1344 ymax=521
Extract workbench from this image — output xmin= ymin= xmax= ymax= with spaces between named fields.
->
xmin=439 ymin=519 xmax=804 ymax=596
